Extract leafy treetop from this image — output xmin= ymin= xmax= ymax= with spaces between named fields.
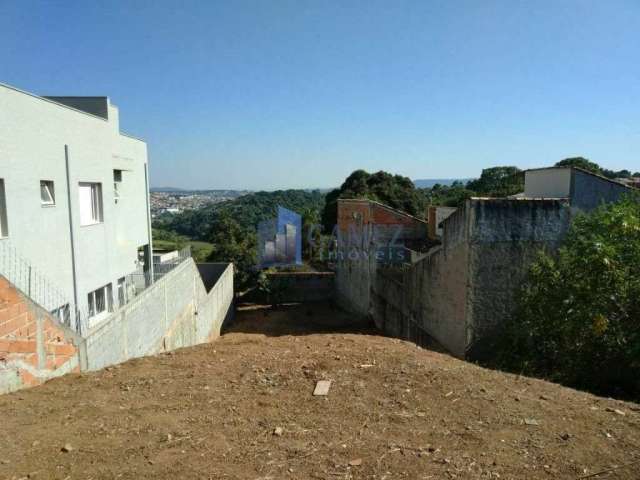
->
xmin=321 ymin=170 xmax=425 ymax=232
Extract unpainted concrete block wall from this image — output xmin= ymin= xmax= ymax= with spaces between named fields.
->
xmin=84 ymin=259 xmax=233 ymax=371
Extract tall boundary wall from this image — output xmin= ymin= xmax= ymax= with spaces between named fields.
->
xmin=84 ymin=259 xmax=233 ymax=371
xmin=334 ymin=198 xmax=428 ymax=318
xmin=1 ymin=259 xmax=233 ymax=392
xmin=336 ymin=198 xmax=572 ymax=358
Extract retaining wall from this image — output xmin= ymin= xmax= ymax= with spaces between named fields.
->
xmin=0 ymin=259 xmax=233 ymax=392
xmin=84 ymin=259 xmax=233 ymax=371
xmin=336 ymin=198 xmax=572 ymax=358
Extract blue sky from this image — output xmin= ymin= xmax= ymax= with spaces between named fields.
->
xmin=2 ymin=1 xmax=639 ymax=190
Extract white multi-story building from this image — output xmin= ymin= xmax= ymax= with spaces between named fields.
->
xmin=0 ymin=83 xmax=153 ymax=329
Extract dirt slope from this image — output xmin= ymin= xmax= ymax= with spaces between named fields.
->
xmin=1 ymin=303 xmax=639 ymax=480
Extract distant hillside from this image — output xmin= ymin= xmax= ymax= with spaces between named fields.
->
xmin=151 ymin=186 xmax=187 ymax=192
xmin=413 ymin=178 xmax=473 ymax=188
xmin=151 ymin=187 xmax=250 ymax=197
xmin=153 ymin=189 xmax=325 ymax=241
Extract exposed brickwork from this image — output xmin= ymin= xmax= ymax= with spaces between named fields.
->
xmin=337 ymin=199 xmax=428 ymax=245
xmin=0 ymin=276 xmax=80 ymax=392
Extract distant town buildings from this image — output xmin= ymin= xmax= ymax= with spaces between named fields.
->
xmin=150 ymin=190 xmax=249 ymax=217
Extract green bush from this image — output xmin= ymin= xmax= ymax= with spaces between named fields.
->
xmin=495 ymin=195 xmax=640 ymax=399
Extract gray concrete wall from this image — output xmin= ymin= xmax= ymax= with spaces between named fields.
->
xmin=83 ymin=259 xmax=233 ymax=371
xmin=0 ymin=83 xmax=151 ymax=323
xmin=335 ymin=253 xmax=375 ymax=317
xmin=570 ymin=169 xmax=633 ymax=212
xmin=524 ymin=168 xmax=571 ymax=198
xmin=371 ymin=207 xmax=471 ymax=356
xmin=338 ymin=198 xmax=572 ymax=359
xmin=465 ymin=199 xmax=572 ymax=357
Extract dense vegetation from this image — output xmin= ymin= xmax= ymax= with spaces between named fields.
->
xmin=555 ymin=157 xmax=640 ymax=179
xmin=422 ymin=158 xmax=639 ymax=208
xmin=151 ymin=228 xmax=213 ymax=262
xmin=153 ymin=189 xmax=325 ymax=289
xmin=493 ymin=195 xmax=640 ymax=399
xmin=155 ymin=190 xmax=325 ymax=241
xmin=321 ymin=170 xmax=425 ymax=231
xmin=154 ymin=159 xmax=637 ymax=300
xmin=421 ymin=166 xmax=524 ymax=207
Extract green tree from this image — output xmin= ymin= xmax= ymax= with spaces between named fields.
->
xmin=466 ymin=166 xmax=524 ymax=197
xmin=321 ymin=170 xmax=425 ymax=232
xmin=152 ymin=228 xmax=189 ymax=250
xmin=206 ymin=212 xmax=257 ymax=290
xmin=555 ymin=157 xmax=602 ymax=175
xmin=423 ymin=181 xmax=476 ymax=207
xmin=494 ymin=195 xmax=640 ymax=399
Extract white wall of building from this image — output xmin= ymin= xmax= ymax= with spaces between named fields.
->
xmin=0 ymin=84 xmax=151 ymax=326
xmin=524 ymin=168 xmax=572 ymax=198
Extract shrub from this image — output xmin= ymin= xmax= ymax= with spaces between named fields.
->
xmin=495 ymin=195 xmax=640 ymax=399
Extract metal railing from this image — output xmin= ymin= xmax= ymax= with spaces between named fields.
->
xmin=0 ymin=241 xmax=72 ymax=323
xmin=0 ymin=242 xmax=192 ymax=335
xmin=73 ymin=246 xmax=192 ymax=334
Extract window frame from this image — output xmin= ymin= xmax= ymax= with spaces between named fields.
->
xmin=0 ymin=179 xmax=8 ymax=238
xmin=78 ymin=182 xmax=103 ymax=226
xmin=87 ymin=283 xmax=113 ymax=321
xmin=113 ymin=170 xmax=123 ymax=202
xmin=40 ymin=180 xmax=56 ymax=206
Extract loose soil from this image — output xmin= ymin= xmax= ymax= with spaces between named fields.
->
xmin=1 ymin=303 xmax=639 ymax=479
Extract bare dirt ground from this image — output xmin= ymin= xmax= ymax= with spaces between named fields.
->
xmin=1 ymin=303 xmax=640 ymax=480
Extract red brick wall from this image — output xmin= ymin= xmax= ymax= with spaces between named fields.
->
xmin=337 ymin=200 xmax=371 ymax=232
xmin=337 ymin=199 xmax=427 ymax=241
xmin=0 ymin=276 xmax=80 ymax=393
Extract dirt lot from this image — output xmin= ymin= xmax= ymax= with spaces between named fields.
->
xmin=1 ymin=303 xmax=639 ymax=480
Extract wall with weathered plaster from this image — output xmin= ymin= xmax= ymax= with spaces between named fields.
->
xmin=337 ymin=197 xmax=573 ymax=359
xmin=371 ymin=207 xmax=471 ymax=356
xmin=465 ymin=199 xmax=572 ymax=357
xmin=570 ymin=169 xmax=633 ymax=212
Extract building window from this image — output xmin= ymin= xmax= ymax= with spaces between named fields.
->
xmin=0 ymin=179 xmax=8 ymax=238
xmin=51 ymin=304 xmax=70 ymax=325
xmin=40 ymin=180 xmax=55 ymax=206
xmin=87 ymin=283 xmax=113 ymax=319
xmin=79 ymin=182 xmax=103 ymax=226
xmin=117 ymin=276 xmax=126 ymax=306
xmin=113 ymin=170 xmax=122 ymax=202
